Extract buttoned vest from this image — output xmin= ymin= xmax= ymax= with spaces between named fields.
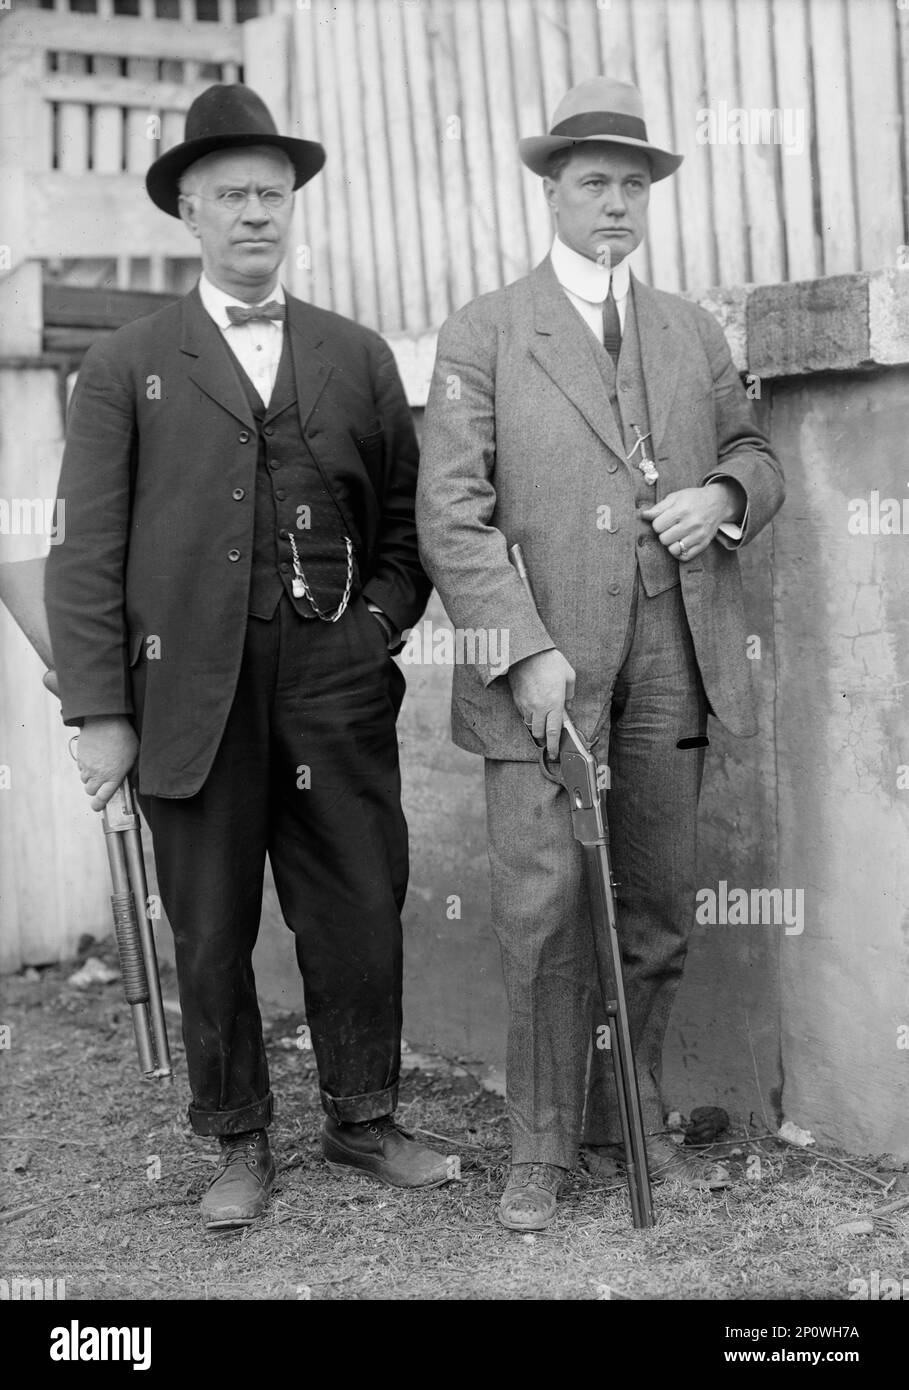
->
xmin=226 ymin=332 xmax=354 ymax=620
xmin=591 ymin=288 xmax=680 ymax=597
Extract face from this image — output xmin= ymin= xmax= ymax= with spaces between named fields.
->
xmin=177 ymin=146 xmax=295 ymax=300
xmin=543 ymin=145 xmax=651 ymax=266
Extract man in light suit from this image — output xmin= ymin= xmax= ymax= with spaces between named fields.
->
xmin=46 ymin=85 xmax=451 ymax=1228
xmin=417 ymin=78 xmax=785 ymax=1230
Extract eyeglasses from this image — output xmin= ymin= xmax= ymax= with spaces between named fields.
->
xmin=185 ymin=189 xmax=292 ymax=213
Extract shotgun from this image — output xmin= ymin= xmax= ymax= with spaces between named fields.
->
xmin=0 ymin=556 xmax=172 ymax=1080
xmin=508 ymin=542 xmax=653 ymax=1228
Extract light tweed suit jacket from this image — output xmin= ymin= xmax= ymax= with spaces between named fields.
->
xmin=416 ymin=256 xmax=785 ymax=760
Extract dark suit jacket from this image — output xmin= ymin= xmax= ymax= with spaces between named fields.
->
xmin=416 ymin=258 xmax=785 ymax=758
xmin=45 ymin=286 xmax=429 ymax=797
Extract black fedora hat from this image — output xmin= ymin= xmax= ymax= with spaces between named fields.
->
xmin=146 ymin=84 xmax=326 ymax=217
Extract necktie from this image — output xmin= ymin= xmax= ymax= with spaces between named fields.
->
xmin=602 ymin=283 xmax=622 ymax=365
xmin=225 ymin=300 xmax=285 ymax=325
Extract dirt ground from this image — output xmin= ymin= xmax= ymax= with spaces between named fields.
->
xmin=1 ymin=943 xmax=907 ymax=1303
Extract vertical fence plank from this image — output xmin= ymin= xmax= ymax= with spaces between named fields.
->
xmin=479 ymin=0 xmax=533 ymax=283
xmin=564 ymin=0 xmax=603 ymax=85
xmin=426 ymin=0 xmax=479 ymax=311
xmin=846 ymin=0 xmax=903 ymax=271
xmin=772 ymin=0 xmax=818 ymax=282
xmin=290 ymin=5 xmax=333 ymax=308
xmin=667 ymin=0 xmax=717 ymax=291
xmin=57 ymin=53 xmax=91 ymax=173
xmin=93 ymin=53 xmax=124 ymax=174
xmin=125 ymin=58 xmax=160 ymax=172
xmin=401 ymin=0 xmax=451 ymax=324
xmin=451 ymin=0 xmax=506 ymax=298
xmin=734 ymin=0 xmax=787 ymax=284
xmin=700 ymin=0 xmax=749 ymax=285
xmin=323 ymin=0 xmax=381 ymax=328
xmin=508 ymin=0 xmax=550 ymax=271
xmin=629 ymin=0 xmax=682 ymax=292
xmin=809 ymin=0 xmax=859 ymax=275
xmin=373 ymin=0 xmax=426 ymax=328
xmin=597 ymin=0 xmax=651 ymax=283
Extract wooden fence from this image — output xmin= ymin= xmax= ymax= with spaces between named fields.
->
xmin=244 ymin=0 xmax=909 ymax=335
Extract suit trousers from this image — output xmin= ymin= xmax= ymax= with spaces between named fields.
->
xmin=137 ymin=593 xmax=409 ymax=1136
xmin=484 ymin=575 xmax=708 ymax=1168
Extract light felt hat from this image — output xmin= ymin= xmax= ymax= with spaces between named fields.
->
xmin=146 ymin=84 xmax=326 ymax=218
xmin=519 ymin=76 xmax=683 ymax=182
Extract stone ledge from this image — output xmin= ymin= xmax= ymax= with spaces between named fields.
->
xmin=388 ymin=269 xmax=909 ymax=405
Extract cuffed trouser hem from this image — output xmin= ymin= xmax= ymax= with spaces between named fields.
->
xmin=320 ymin=1083 xmax=398 ymax=1124
xmin=511 ymin=1138 xmax=580 ymax=1171
xmin=188 ymin=1091 xmax=274 ymax=1138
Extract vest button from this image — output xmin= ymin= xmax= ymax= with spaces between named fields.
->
xmin=232 ymin=488 xmax=245 ymax=501
xmin=606 ymin=461 xmax=618 ymax=473
xmin=269 ymin=459 xmax=281 ymax=470
xmin=238 ymin=431 xmax=250 ymax=443
xmin=637 ymin=535 xmax=646 ymax=547
xmin=619 ymin=383 xmax=629 ymax=392
xmin=228 ymin=549 xmax=241 ymax=562
xmin=264 ymin=425 xmax=275 ymax=436
xmin=607 ymin=582 xmax=621 ymax=596
xmin=275 ymin=489 xmax=287 ymax=500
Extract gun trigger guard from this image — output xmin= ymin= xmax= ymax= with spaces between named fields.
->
xmin=538 ymin=745 xmax=563 ymax=785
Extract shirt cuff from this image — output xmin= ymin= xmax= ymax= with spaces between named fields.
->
xmin=704 ymin=475 xmax=748 ymax=546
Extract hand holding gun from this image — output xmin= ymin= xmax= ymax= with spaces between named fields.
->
xmin=508 ymin=543 xmax=654 ymax=1229
xmin=0 ymin=557 xmax=172 ymax=1080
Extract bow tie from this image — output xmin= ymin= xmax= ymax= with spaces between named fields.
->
xmin=225 ymin=300 xmax=285 ymax=325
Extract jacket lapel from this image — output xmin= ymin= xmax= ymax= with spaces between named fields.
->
xmin=179 ymin=287 xmax=256 ymax=429
xmin=285 ymin=295 xmax=334 ymax=430
xmin=528 ymin=258 xmax=627 ymax=464
xmin=630 ymin=274 xmax=680 ymax=455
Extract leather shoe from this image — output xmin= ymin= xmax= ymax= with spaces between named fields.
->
xmin=322 ymin=1115 xmax=455 ymax=1188
xmin=498 ymin=1163 xmax=566 ymax=1230
xmin=201 ymin=1130 xmax=276 ymax=1229
xmin=583 ymin=1136 xmax=731 ymax=1190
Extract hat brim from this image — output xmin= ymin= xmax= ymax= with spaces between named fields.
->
xmin=146 ymin=133 xmax=326 ymax=217
xmin=518 ymin=134 xmax=682 ymax=182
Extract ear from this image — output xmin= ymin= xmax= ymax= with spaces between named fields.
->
xmin=177 ymin=194 xmax=201 ymax=240
xmin=542 ymin=176 xmax=559 ymax=213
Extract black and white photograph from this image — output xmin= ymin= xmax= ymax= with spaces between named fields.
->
xmin=0 ymin=0 xmax=906 ymax=1345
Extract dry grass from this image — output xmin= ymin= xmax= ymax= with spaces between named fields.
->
xmin=1 ymin=952 xmax=906 ymax=1302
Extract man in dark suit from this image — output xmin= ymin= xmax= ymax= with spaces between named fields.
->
xmin=46 ymin=85 xmax=450 ymax=1228
xmin=417 ymin=78 xmax=785 ymax=1230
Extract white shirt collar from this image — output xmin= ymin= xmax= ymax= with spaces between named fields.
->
xmin=550 ymin=235 xmax=630 ymax=305
xmin=198 ymin=273 xmax=286 ymax=330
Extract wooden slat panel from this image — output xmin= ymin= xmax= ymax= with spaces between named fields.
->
xmin=401 ymin=0 xmax=451 ymax=325
xmin=565 ymin=0 xmax=602 ymax=86
xmin=846 ymin=0 xmax=903 ymax=270
xmin=42 ymin=75 xmax=203 ymax=111
xmin=667 ymin=0 xmax=716 ymax=291
xmin=449 ymin=0 xmax=502 ymax=298
xmin=772 ymin=0 xmax=818 ymax=282
xmin=2 ymin=11 xmax=243 ymax=64
xmin=510 ymin=0 xmax=552 ymax=270
xmin=44 ymin=282 xmax=178 ymax=328
xmin=900 ymin=6 xmax=909 ymax=247
xmin=310 ymin=0 xmax=355 ymax=321
xmin=374 ymin=0 xmax=426 ymax=328
xmin=57 ymin=53 xmax=90 ymax=174
xmin=289 ymin=6 xmax=332 ymax=309
xmin=479 ymin=0 xmax=532 ymax=284
xmin=425 ymin=0 xmax=478 ymax=309
xmin=124 ymin=58 xmax=160 ymax=172
xmin=809 ymin=0 xmax=858 ymax=275
xmin=701 ymin=0 xmax=749 ymax=285
xmin=330 ymin=0 xmax=381 ymax=328
xmin=160 ymin=108 xmax=186 ymax=154
xmin=92 ymin=54 xmax=124 ymax=174
xmin=630 ymin=0 xmax=682 ymax=292
xmin=735 ymin=0 xmax=787 ymax=285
